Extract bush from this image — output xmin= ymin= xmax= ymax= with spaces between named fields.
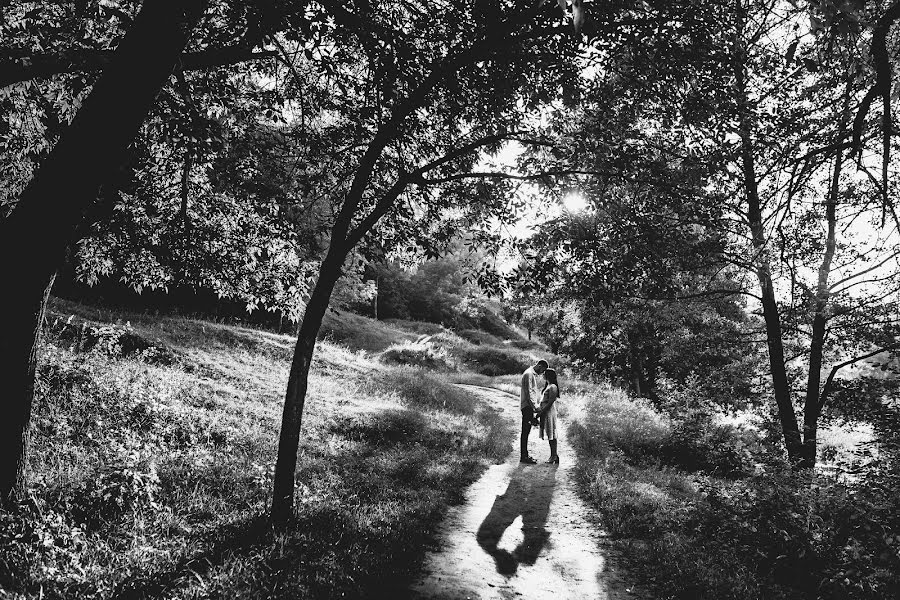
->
xmin=460 ymin=345 xmax=531 ymax=376
xmin=569 ymin=381 xmax=900 ymax=600
xmin=380 ymin=340 xmax=457 ymax=371
xmin=45 ymin=314 xmax=176 ymax=364
xmin=569 ymin=389 xmax=670 ymax=462
xmin=660 ymin=411 xmax=756 ymax=478
xmin=73 ymin=453 xmax=161 ymax=528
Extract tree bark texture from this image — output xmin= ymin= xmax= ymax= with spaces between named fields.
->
xmin=733 ymin=2 xmax=803 ymax=462
xmin=0 ymin=0 xmax=207 ymax=506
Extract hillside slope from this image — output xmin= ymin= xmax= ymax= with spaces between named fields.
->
xmin=2 ymin=298 xmax=513 ymax=599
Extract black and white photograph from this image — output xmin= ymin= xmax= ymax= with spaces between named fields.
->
xmin=2 ymin=1 xmax=899 ymax=598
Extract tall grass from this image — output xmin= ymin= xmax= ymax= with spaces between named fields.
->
xmin=1 ymin=301 xmax=513 ymax=599
xmin=568 ymin=380 xmax=900 ymax=600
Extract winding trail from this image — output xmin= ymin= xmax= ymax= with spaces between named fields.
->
xmin=410 ymin=384 xmax=639 ymax=600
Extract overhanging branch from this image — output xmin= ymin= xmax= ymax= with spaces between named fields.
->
xmin=1 ymin=46 xmax=277 ymax=89
xmin=819 ymin=342 xmax=900 ymax=411
xmin=344 ymin=132 xmax=525 ymax=248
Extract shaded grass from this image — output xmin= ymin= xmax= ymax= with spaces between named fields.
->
xmin=567 ymin=381 xmax=900 ymax=600
xmin=2 ymin=300 xmax=513 ymax=599
xmin=566 ymin=387 xmax=767 ymax=599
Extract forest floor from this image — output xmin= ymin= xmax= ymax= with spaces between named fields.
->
xmin=410 ymin=385 xmax=641 ymax=600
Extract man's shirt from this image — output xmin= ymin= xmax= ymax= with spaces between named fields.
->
xmin=520 ymin=367 xmax=538 ymax=411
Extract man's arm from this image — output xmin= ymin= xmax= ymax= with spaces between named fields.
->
xmin=520 ymin=372 xmax=529 ymax=405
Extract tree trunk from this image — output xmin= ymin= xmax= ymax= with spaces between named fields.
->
xmin=178 ymin=149 xmax=193 ymax=287
xmin=271 ymin=248 xmax=346 ymax=525
xmin=0 ymin=0 xmax=207 ymax=506
xmin=801 ymin=103 xmax=846 ymax=469
xmin=732 ymin=3 xmax=802 ymax=461
xmin=2 ymin=277 xmax=55 ymax=506
xmin=628 ymin=332 xmax=644 ymax=397
xmin=372 ymin=276 xmax=379 ymax=320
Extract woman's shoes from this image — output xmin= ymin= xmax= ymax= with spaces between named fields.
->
xmin=547 ymin=455 xmax=559 ymax=464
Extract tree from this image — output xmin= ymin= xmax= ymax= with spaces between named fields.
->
xmin=503 ymin=0 xmax=900 ymax=468
xmin=0 ymin=0 xmax=209 ymax=505
xmin=726 ymin=0 xmax=900 ymax=467
xmin=0 ymin=0 xmax=355 ymax=503
xmin=268 ymin=0 xmax=596 ymax=524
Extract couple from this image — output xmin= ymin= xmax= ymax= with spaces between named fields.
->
xmin=519 ymin=359 xmax=560 ymax=465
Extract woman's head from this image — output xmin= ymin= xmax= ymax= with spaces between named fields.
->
xmin=544 ymin=369 xmax=559 ymax=394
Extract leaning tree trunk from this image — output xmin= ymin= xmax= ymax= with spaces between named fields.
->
xmin=270 ymin=248 xmax=346 ymax=525
xmin=0 ymin=0 xmax=208 ymax=506
xmin=732 ymin=5 xmax=802 ymax=462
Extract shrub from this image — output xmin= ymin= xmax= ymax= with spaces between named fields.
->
xmin=460 ymin=345 xmax=530 ymax=376
xmin=45 ymin=315 xmax=176 ymax=364
xmin=570 ymin=390 xmax=670 ymax=462
xmin=570 ymin=381 xmax=900 ymax=600
xmin=73 ymin=460 xmax=161 ymax=529
xmin=380 ymin=340 xmax=457 ymax=371
xmin=659 ymin=411 xmax=756 ymax=478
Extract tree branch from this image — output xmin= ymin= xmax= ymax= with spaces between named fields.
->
xmin=344 ymin=132 xmax=521 ymax=248
xmin=1 ymin=46 xmax=277 ymax=89
xmin=819 ymin=342 xmax=900 ymax=411
xmin=851 ymin=1 xmax=900 ymax=213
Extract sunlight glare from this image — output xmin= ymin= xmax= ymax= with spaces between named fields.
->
xmin=562 ymin=191 xmax=588 ymax=213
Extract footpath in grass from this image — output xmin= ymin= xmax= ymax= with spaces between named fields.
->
xmin=410 ymin=384 xmax=639 ymax=600
xmin=0 ymin=298 xmax=512 ymax=599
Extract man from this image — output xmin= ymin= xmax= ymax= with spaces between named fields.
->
xmin=519 ymin=359 xmax=548 ymax=464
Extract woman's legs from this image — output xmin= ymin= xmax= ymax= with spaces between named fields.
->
xmin=549 ymin=439 xmax=558 ymax=461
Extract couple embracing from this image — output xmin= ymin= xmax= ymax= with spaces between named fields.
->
xmin=519 ymin=359 xmax=560 ymax=465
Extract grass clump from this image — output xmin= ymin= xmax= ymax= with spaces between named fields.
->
xmin=460 ymin=345 xmax=532 ymax=376
xmin=380 ymin=340 xmax=457 ymax=371
xmin=569 ymin=381 xmax=900 ymax=600
xmin=0 ymin=299 xmax=513 ymax=599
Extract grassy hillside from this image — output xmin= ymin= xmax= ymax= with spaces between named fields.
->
xmin=1 ymin=298 xmax=512 ymax=599
xmin=319 ymin=308 xmax=554 ymax=377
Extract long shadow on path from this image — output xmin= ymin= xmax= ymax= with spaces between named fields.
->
xmin=476 ymin=463 xmax=558 ymax=576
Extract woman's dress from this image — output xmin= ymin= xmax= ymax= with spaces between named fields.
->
xmin=539 ymin=385 xmax=558 ymax=440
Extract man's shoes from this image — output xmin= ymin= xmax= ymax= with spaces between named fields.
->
xmin=519 ymin=456 xmax=538 ymax=464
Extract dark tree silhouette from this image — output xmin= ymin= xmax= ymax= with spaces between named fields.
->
xmin=0 ymin=0 xmax=207 ymax=505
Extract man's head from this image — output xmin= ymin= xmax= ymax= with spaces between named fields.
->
xmin=534 ymin=359 xmax=549 ymax=375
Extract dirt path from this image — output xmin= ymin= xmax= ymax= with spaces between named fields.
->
xmin=409 ymin=384 xmax=639 ymax=600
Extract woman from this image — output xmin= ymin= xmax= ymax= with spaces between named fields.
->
xmin=538 ymin=368 xmax=560 ymax=464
